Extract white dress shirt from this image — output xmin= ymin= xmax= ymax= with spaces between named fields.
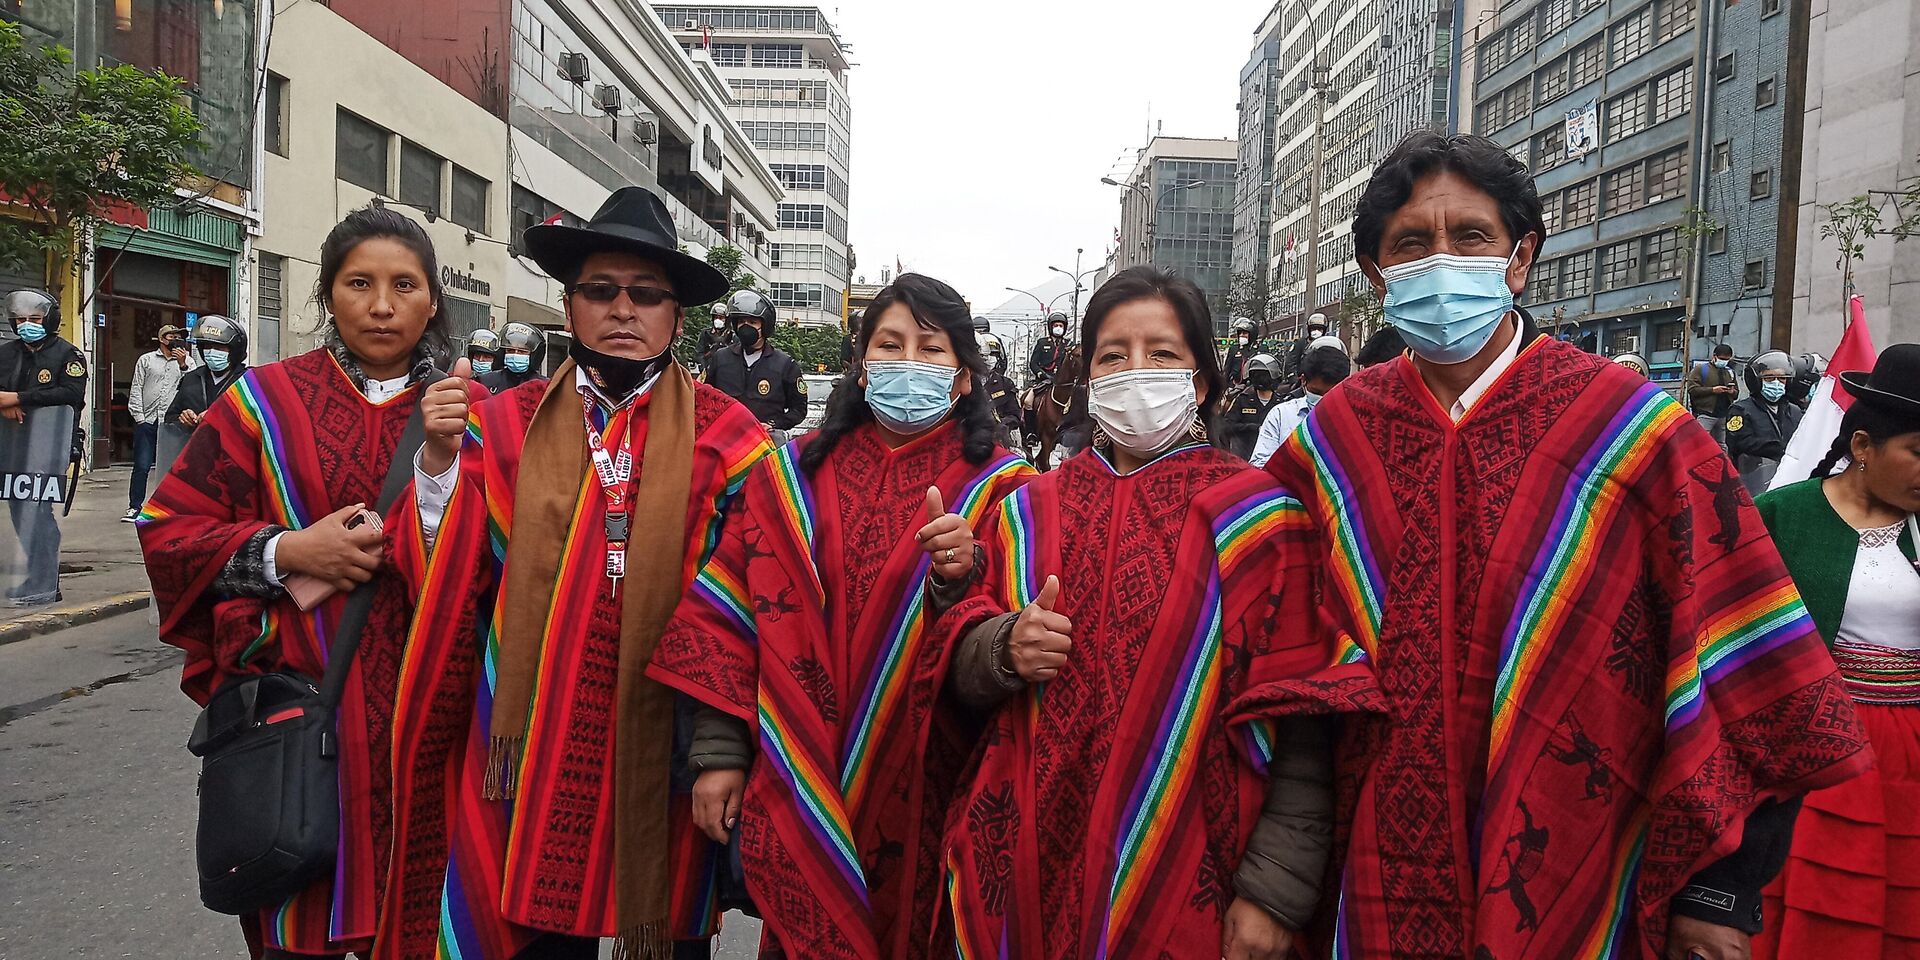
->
xmin=1448 ymin=319 xmax=1524 ymax=422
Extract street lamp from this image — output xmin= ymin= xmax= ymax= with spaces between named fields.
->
xmin=1048 ymin=247 xmax=1101 ymax=323
xmin=1101 ymin=178 xmax=1207 ymax=269
xmin=1002 ymin=286 xmax=1048 ymax=315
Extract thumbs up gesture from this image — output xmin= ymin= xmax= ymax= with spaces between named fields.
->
xmin=1009 ymin=575 xmax=1071 ymax=682
xmin=916 ymin=486 xmax=975 ymax=581
xmin=420 ymin=357 xmax=473 ymax=476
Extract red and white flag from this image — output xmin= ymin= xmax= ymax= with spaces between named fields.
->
xmin=1283 ymin=233 xmax=1298 ymax=261
xmin=1769 ymin=295 xmax=1879 ymax=490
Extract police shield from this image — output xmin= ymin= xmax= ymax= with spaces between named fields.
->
xmin=155 ymin=420 xmax=195 ymax=480
xmin=0 ymin=403 xmax=77 ymax=606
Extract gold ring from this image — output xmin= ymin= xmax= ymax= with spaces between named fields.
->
xmin=945 ymin=547 xmax=957 ymax=564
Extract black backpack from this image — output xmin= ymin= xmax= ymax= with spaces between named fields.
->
xmin=184 ymin=373 xmax=429 ymax=916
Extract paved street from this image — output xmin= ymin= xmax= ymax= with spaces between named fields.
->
xmin=0 ymin=608 xmax=762 ymax=959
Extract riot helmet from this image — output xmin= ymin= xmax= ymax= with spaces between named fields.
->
xmin=1746 ymin=350 xmax=1794 ymax=400
xmin=500 ymin=321 xmax=546 ymax=375
xmin=724 ymin=289 xmax=777 ymax=351
xmin=1305 ymin=312 xmax=1329 ymax=338
xmin=1613 ymin=353 xmax=1650 ymax=378
xmin=1247 ymin=352 xmax=1279 ymax=391
xmin=4 ymin=289 xmax=57 ymax=344
xmin=1230 ymin=317 xmax=1256 ymax=343
xmin=979 ymin=333 xmax=1006 ymax=374
xmin=1047 ymin=312 xmax=1069 ymax=338
xmin=467 ymin=328 xmax=502 ymax=374
xmin=191 ymin=314 xmax=248 ymax=373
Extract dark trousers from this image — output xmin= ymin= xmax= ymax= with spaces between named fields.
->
xmin=129 ymin=420 xmax=157 ymax=508
xmin=512 ymin=935 xmax=714 ymax=959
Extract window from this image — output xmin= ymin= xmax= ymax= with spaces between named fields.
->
xmin=1606 ymin=163 xmax=1646 ymax=215
xmin=452 ymin=167 xmax=488 ymax=233
xmin=1509 ymin=14 xmax=1536 ymax=58
xmin=1503 ymin=83 xmax=1531 ymax=127
xmin=256 ymin=252 xmax=284 ymax=362
xmin=1654 ymin=66 xmax=1693 ymax=125
xmin=741 ymin=121 xmax=828 ymax=150
xmin=1599 ymin=240 xmax=1640 ymax=289
xmin=1538 ymin=59 xmax=1569 ymax=105
xmin=1647 ymin=147 xmax=1688 ymax=202
xmin=1562 ymin=179 xmax=1598 ymax=227
xmin=1655 ymin=320 xmax=1685 ymax=352
xmin=1541 ymin=190 xmax=1563 ymax=233
xmin=770 ymin=163 xmax=827 ymax=191
xmin=1533 ymin=256 xmax=1563 ymax=299
xmin=1715 ymin=51 xmax=1736 ymax=82
xmin=1611 ymin=5 xmax=1652 ymax=65
xmin=509 ymin=185 xmax=563 ymax=256
xmin=1536 ymin=124 xmax=1567 ymax=170
xmin=1756 ymin=75 xmax=1777 ymax=108
xmin=1709 ymin=226 xmax=1727 ymax=253
xmin=336 ymin=110 xmax=389 ymax=194
xmin=1542 ymin=0 xmax=1575 ymax=36
xmin=1763 ymin=0 xmax=1782 ymax=16
xmin=769 ymin=282 xmax=824 ymax=309
xmin=1713 ymin=139 xmax=1732 ymax=172
xmin=1745 ymin=260 xmax=1767 ymax=288
xmin=751 ymin=43 xmax=802 ymax=67
xmin=1644 ymin=229 xmax=1684 ymax=280
xmin=265 ymin=73 xmax=288 ymax=157
xmin=778 ymin=203 xmax=826 ymax=230
xmin=1608 ymin=86 xmax=1649 ymax=141
xmin=1656 ymin=0 xmax=1695 ymax=42
xmin=1562 ymin=250 xmax=1593 ymax=296
xmin=727 ymin=78 xmax=830 ymax=105
xmin=1751 ymin=168 xmax=1773 ymax=199
xmin=399 ymin=141 xmax=442 ymax=215
xmin=710 ymin=42 xmax=747 ymax=66
xmin=770 ymin=243 xmax=827 ymax=270
xmin=1571 ymin=38 xmax=1606 ymax=88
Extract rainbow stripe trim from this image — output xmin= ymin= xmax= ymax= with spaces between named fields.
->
xmin=1571 ymin=813 xmax=1648 ymax=959
xmin=996 ymin=489 xmax=1041 ymax=613
xmin=1212 ymin=490 xmax=1308 ymax=577
xmin=838 ymin=454 xmax=1031 ymax=809
xmin=701 ymin=433 xmax=775 ymax=564
xmin=757 ymin=693 xmax=867 ymax=897
xmin=1296 ymin=415 xmax=1384 ymax=659
xmin=765 ymin=444 xmax=824 ymax=603
xmin=1664 ymin=582 xmax=1811 ymax=730
xmin=1488 ymin=386 xmax=1688 ymax=766
xmin=230 ymin=373 xmax=309 ymax=529
xmin=691 ymin=564 xmax=756 ymax=639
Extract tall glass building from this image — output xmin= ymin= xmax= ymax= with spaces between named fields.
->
xmin=1112 ymin=137 xmax=1239 ymax=332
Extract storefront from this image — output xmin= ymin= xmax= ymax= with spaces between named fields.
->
xmin=92 ymin=205 xmax=245 ymax=463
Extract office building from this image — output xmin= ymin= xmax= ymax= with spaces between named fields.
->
xmin=1112 ymin=136 xmax=1238 ymax=330
xmin=1468 ymin=0 xmax=1704 ymax=384
xmin=4 ymin=0 xmax=261 ymax=465
xmin=1234 ymin=6 xmax=1285 ymax=328
xmin=660 ymin=5 xmax=855 ymax=328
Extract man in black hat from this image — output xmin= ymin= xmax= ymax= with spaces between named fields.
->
xmin=701 ymin=288 xmax=806 ymax=442
xmin=409 ymin=185 xmax=773 ymax=959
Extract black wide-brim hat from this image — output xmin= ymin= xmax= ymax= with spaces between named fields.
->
xmin=522 ymin=186 xmax=731 ymax=307
xmin=1840 ymin=342 xmax=1920 ymax=420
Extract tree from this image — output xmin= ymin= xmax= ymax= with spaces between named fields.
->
xmin=0 ymin=22 xmax=204 ymax=296
xmin=1335 ymin=279 xmax=1382 ymax=345
xmin=1818 ymin=160 xmax=1920 ymax=326
xmin=673 ymin=241 xmax=767 ymax=365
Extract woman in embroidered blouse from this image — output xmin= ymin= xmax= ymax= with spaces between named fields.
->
xmin=1751 ymin=343 xmax=1920 ymax=960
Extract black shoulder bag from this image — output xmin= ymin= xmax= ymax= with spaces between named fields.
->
xmin=185 ymin=373 xmax=434 ymax=916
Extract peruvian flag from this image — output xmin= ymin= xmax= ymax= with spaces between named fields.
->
xmin=1283 ymin=233 xmax=1298 ymax=261
xmin=1769 ymin=295 xmax=1880 ymax=489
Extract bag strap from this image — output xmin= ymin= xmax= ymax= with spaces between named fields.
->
xmin=316 ymin=364 xmax=442 ymax=707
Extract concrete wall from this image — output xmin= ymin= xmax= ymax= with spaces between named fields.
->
xmin=325 ymin=0 xmax=512 ymax=118
xmin=1790 ymin=0 xmax=1920 ymax=351
xmin=256 ymin=0 xmax=510 ymax=357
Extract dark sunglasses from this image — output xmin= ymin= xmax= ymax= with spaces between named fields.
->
xmin=568 ymin=282 xmax=679 ymax=306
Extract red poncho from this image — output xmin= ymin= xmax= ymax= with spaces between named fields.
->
xmin=936 ymin=443 xmax=1360 ymax=958
xmin=1254 ymin=337 xmax=1871 ymax=958
xmin=394 ymin=373 xmax=771 ymax=959
xmin=138 ymin=349 xmax=478 ymax=956
xmin=649 ymin=423 xmax=1033 ymax=959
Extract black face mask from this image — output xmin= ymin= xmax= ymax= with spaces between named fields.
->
xmin=1250 ymin=372 xmax=1273 ymax=390
xmin=569 ymin=337 xmax=671 ymax=397
xmin=734 ymin=322 xmax=762 ymax=350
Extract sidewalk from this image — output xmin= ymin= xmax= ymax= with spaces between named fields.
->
xmin=1 ymin=466 xmax=156 ymax=645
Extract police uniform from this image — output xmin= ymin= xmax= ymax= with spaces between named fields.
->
xmin=1725 ymin=396 xmax=1805 ymax=495
xmin=984 ymin=369 xmax=1022 ymax=442
xmin=1028 ymin=336 xmax=1067 ymax=383
xmin=0 ymin=332 xmax=85 ymax=606
xmin=477 ymin=367 xmax=544 ymax=394
xmin=703 ymin=343 xmax=807 ymax=430
xmin=1220 ymin=388 xmax=1285 ymax=461
xmin=0 ymin=334 xmax=87 ymax=412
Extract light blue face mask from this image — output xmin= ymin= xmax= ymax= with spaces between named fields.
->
xmin=1381 ymin=251 xmax=1517 ymax=365
xmin=470 ymin=356 xmax=495 ymax=375
xmin=15 ymin=321 xmax=47 ymax=344
xmin=1761 ymin=380 xmax=1787 ymax=402
xmin=504 ymin=353 xmax=532 ymax=374
xmin=202 ymin=348 xmax=230 ymax=373
xmin=865 ymin=359 xmax=959 ymax=433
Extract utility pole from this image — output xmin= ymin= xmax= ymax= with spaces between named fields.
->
xmin=1305 ymin=59 xmax=1330 ymax=323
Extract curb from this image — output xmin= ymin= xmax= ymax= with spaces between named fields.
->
xmin=0 ymin=591 xmax=152 ymax=647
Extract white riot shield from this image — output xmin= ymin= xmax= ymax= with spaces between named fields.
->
xmin=155 ymin=420 xmax=196 ymax=484
xmin=0 ymin=404 xmax=77 ymax=605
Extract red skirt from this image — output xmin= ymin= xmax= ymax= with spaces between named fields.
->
xmin=1753 ymin=701 xmax=1920 ymax=959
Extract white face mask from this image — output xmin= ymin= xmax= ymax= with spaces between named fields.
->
xmin=1088 ymin=368 xmax=1199 ymax=458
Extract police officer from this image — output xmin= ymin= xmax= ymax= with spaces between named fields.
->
xmin=1223 ymin=317 xmax=1257 ymax=387
xmin=167 ymin=314 xmax=248 ymax=429
xmin=1283 ymin=313 xmax=1330 ymax=385
xmin=478 ymin=321 xmax=547 ymax=393
xmin=466 ymin=326 xmax=503 ymax=377
xmin=703 ymin=289 xmax=806 ymax=441
xmin=1028 ymin=311 xmax=1070 ymax=385
xmin=1219 ymin=353 xmax=1285 ymax=460
xmin=1726 ymin=350 xmax=1805 ymax=495
xmin=978 ymin=332 xmax=1022 ymax=447
xmin=841 ymin=309 xmax=862 ymax=371
xmin=1 ymin=289 xmax=87 ymax=606
xmin=694 ymin=304 xmax=731 ymax=368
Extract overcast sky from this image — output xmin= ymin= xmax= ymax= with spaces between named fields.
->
xmin=827 ymin=0 xmax=1259 ymax=313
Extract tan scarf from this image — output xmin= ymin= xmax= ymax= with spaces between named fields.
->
xmin=484 ymin=357 xmax=695 ymax=955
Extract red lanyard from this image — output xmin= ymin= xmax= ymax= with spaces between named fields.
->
xmin=581 ymin=392 xmax=635 ymax=591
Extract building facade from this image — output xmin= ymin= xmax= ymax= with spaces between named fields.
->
xmin=1468 ymin=0 xmax=1705 ymax=385
xmin=1233 ymin=7 xmax=1285 ymax=319
xmin=1787 ymin=0 xmax=1920 ymax=349
xmin=5 ymin=0 xmax=261 ymax=465
xmin=1112 ymin=137 xmax=1238 ymax=331
xmin=660 ymin=5 xmax=854 ymax=329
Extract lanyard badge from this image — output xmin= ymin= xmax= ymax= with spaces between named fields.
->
xmin=582 ymin=395 xmax=635 ymax=593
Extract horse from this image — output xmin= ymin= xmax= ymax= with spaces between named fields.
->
xmin=1026 ymin=345 xmax=1083 ymax=471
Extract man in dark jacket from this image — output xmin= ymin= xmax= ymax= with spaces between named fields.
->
xmin=476 ymin=321 xmax=547 ymax=393
xmin=1687 ymin=343 xmax=1740 ymax=448
xmin=702 ymin=289 xmax=806 ymax=440
xmin=979 ymin=333 xmax=1022 ymax=447
xmin=1028 ymin=312 xmax=1070 ymax=385
xmin=165 ymin=313 xmax=248 ymax=439
xmin=1726 ymin=350 xmax=1805 ymax=494
xmin=1222 ymin=317 xmax=1258 ymax=387
xmin=1282 ymin=314 xmax=1330 ymax=386
xmin=1 ymin=289 xmax=87 ymax=606
xmin=1219 ymin=353 xmax=1285 ymax=460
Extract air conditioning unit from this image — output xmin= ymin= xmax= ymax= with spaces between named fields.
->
xmin=595 ymin=84 xmax=622 ymax=113
xmin=557 ymin=52 xmax=589 ymax=84
xmin=631 ymin=118 xmax=658 ymax=144
xmin=684 ymin=19 xmax=699 ymax=29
